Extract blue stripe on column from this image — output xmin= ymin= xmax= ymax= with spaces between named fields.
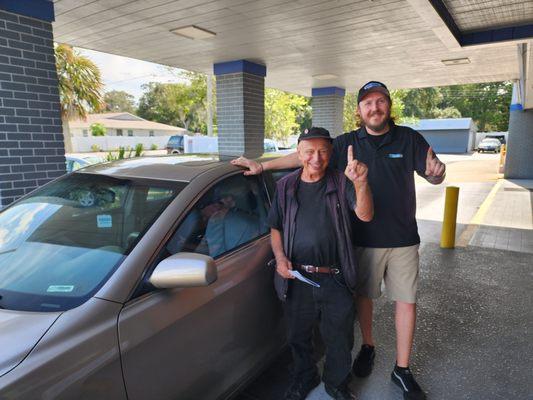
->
xmin=0 ymin=0 xmax=54 ymax=22
xmin=510 ymin=104 xmax=523 ymax=112
xmin=213 ymin=60 xmax=266 ymax=77
xmin=312 ymin=87 xmax=346 ymax=97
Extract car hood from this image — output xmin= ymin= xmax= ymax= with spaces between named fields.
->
xmin=0 ymin=309 xmax=61 ymax=377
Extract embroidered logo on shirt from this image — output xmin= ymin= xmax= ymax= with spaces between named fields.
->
xmin=388 ymin=153 xmax=403 ymax=158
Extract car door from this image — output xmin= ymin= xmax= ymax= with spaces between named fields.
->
xmin=117 ymin=173 xmax=285 ymax=400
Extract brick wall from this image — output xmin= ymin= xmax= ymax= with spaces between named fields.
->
xmin=312 ymin=94 xmax=345 ymax=137
xmin=0 ymin=10 xmax=64 ymax=207
xmin=216 ymin=72 xmax=264 ymax=158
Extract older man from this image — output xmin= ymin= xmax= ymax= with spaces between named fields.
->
xmin=232 ymin=82 xmax=445 ymax=400
xmin=268 ymin=127 xmax=373 ymax=400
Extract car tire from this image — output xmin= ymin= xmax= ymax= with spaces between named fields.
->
xmin=172 ymin=150 xmax=182 ymax=154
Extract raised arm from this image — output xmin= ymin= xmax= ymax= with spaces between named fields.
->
xmin=344 ymin=145 xmax=373 ymax=222
xmin=270 ymin=228 xmax=294 ymax=279
xmin=230 ymin=152 xmax=301 ymax=175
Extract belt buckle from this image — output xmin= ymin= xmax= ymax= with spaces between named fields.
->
xmin=302 ymin=265 xmax=315 ymax=273
xmin=331 ymin=268 xmax=340 ymax=275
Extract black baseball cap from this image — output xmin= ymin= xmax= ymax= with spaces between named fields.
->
xmin=357 ymin=81 xmax=390 ymax=103
xmin=297 ymin=127 xmax=333 ymax=143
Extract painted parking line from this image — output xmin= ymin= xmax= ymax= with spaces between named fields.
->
xmin=456 ymin=179 xmax=503 ymax=247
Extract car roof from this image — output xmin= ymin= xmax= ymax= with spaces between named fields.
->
xmin=75 ymin=154 xmax=281 ymax=182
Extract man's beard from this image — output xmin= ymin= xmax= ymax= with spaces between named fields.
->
xmin=363 ymin=111 xmax=390 ymax=132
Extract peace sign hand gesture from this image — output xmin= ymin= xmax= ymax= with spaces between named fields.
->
xmin=425 ymin=146 xmax=445 ymax=177
xmin=344 ymin=145 xmax=368 ymax=185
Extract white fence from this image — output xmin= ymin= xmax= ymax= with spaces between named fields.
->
xmin=72 ymin=136 xmax=170 ymax=152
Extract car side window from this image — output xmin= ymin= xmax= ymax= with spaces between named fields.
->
xmin=166 ymin=174 xmax=269 ymax=258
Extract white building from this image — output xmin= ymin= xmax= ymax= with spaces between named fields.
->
xmin=69 ymin=112 xmax=188 ymax=137
xmin=68 ymin=112 xmax=189 ymax=152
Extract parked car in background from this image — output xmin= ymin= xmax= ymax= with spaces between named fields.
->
xmin=166 ymin=135 xmax=185 ymax=154
xmin=263 ymin=139 xmax=279 ymax=153
xmin=0 ymin=154 xmax=288 ymax=400
xmin=65 ymin=155 xmax=105 ymax=172
xmin=477 ymin=138 xmax=502 ymax=153
xmin=485 ymin=134 xmax=506 ymax=145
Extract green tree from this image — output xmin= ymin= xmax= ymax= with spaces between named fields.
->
xmin=432 ymin=106 xmax=462 ymax=119
xmin=90 ymin=122 xmax=106 ymax=136
xmin=264 ymin=88 xmax=308 ymax=144
xmin=399 ymin=82 xmax=511 ymax=131
xmin=104 ymin=90 xmax=136 ymax=113
xmin=137 ymin=72 xmax=213 ymax=134
xmin=439 ymin=82 xmax=512 ymax=131
xmin=55 ymin=44 xmax=104 ymax=153
xmin=402 ymin=87 xmax=443 ymax=118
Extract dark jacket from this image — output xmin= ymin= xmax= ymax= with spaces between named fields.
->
xmin=273 ymin=168 xmax=358 ymax=301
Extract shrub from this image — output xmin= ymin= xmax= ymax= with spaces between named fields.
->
xmin=90 ymin=123 xmax=106 ymax=136
xmin=90 ymin=144 xmax=101 ymax=152
xmin=106 ymin=151 xmax=116 ymax=161
xmin=150 ymin=143 xmax=158 ymax=150
xmin=134 ymin=143 xmax=144 ymax=157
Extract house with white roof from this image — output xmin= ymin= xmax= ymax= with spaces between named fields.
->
xmin=69 ymin=112 xmax=188 ymax=138
xmin=68 ymin=112 xmax=189 ymax=152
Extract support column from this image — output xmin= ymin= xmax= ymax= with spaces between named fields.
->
xmin=0 ymin=2 xmax=65 ymax=208
xmin=311 ymin=87 xmax=345 ymax=137
xmin=505 ymin=81 xmax=533 ymax=179
xmin=214 ymin=60 xmax=265 ymax=158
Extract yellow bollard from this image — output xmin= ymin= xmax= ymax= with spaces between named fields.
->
xmin=498 ymin=144 xmax=506 ymax=174
xmin=440 ymin=186 xmax=460 ymax=249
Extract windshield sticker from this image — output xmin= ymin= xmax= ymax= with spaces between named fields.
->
xmin=97 ymin=214 xmax=112 ymax=228
xmin=47 ymin=285 xmax=75 ymax=293
xmin=388 ymin=153 xmax=403 ymax=158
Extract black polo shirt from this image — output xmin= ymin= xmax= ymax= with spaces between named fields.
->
xmin=329 ymin=123 xmax=430 ymax=248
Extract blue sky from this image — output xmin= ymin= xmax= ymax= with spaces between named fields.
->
xmin=77 ymin=48 xmax=188 ymax=104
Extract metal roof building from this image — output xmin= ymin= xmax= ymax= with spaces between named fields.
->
xmin=406 ymin=118 xmax=477 ymax=153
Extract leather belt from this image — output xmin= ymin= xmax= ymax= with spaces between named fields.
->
xmin=294 ymin=264 xmax=340 ymax=275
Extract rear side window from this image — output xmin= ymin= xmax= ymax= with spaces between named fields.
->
xmin=165 ymin=174 xmax=269 ymax=258
xmin=168 ymin=136 xmax=183 ymax=146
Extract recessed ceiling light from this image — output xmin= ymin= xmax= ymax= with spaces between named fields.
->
xmin=312 ymin=73 xmax=338 ymax=80
xmin=442 ymin=57 xmax=470 ymax=66
xmin=171 ymin=25 xmax=216 ymax=40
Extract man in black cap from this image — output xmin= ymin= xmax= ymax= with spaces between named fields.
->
xmin=232 ymin=81 xmax=445 ymax=400
xmin=267 ymin=127 xmax=373 ymax=400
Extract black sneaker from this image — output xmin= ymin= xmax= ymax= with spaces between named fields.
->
xmin=324 ymin=383 xmax=357 ymax=400
xmin=283 ymin=374 xmax=320 ymax=400
xmin=391 ymin=365 xmax=426 ymax=400
xmin=352 ymin=344 xmax=375 ymax=377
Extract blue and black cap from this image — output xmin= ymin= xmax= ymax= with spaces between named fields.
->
xmin=297 ymin=127 xmax=333 ymax=143
xmin=357 ymin=81 xmax=390 ymax=103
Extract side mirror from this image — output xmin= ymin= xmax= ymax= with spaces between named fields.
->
xmin=149 ymin=252 xmax=217 ymax=289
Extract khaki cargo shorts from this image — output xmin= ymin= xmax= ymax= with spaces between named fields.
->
xmin=355 ymin=244 xmax=420 ymax=304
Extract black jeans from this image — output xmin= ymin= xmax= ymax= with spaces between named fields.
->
xmin=285 ymin=272 xmax=355 ymax=388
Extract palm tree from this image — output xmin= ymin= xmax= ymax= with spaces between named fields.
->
xmin=55 ymin=44 xmax=104 ymax=153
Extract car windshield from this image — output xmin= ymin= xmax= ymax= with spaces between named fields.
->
xmin=0 ymin=173 xmax=185 ymax=312
xmin=481 ymin=139 xmax=500 ymax=145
